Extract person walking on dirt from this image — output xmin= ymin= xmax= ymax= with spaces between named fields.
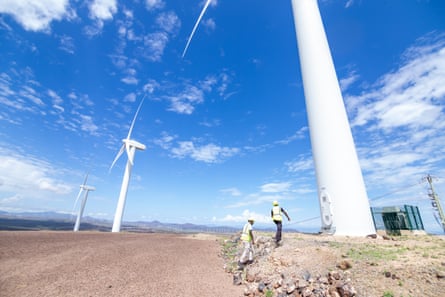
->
xmin=238 ymin=217 xmax=255 ymax=268
xmin=271 ymin=200 xmax=290 ymax=245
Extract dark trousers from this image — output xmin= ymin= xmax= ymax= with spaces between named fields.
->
xmin=274 ymin=220 xmax=282 ymax=242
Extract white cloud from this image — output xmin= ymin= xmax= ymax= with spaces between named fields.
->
xmin=58 ymin=35 xmax=75 ymax=54
xmin=143 ymin=32 xmax=169 ymax=62
xmin=340 ymin=70 xmax=359 ymax=91
xmin=167 ymin=85 xmax=204 ymax=114
xmin=121 ymin=76 xmax=139 ymax=85
xmin=89 ymin=0 xmax=117 ymax=21
xmin=342 ymin=34 xmax=445 ymax=207
xmin=286 ymin=155 xmax=313 ymax=173
xmin=145 ymin=0 xmax=165 ymax=11
xmin=0 ymin=148 xmax=72 ymax=200
xmin=143 ymin=79 xmax=160 ymax=94
xmin=153 ymin=131 xmax=176 ymax=149
xmin=78 ymin=114 xmax=99 ymax=135
xmin=171 ymin=141 xmax=239 ymax=163
xmin=348 ymin=35 xmax=445 ymax=131
xmin=220 ymin=187 xmax=242 ymax=197
xmin=156 ymin=11 xmax=180 ymax=33
xmin=215 ymin=209 xmax=271 ymax=224
xmin=261 ymin=182 xmax=292 ymax=193
xmin=203 ymin=18 xmax=216 ymax=31
xmin=0 ymin=0 xmax=75 ymax=32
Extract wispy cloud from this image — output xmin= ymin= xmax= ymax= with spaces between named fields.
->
xmin=260 ymin=182 xmax=292 ymax=193
xmin=0 ymin=147 xmax=72 ymax=204
xmin=58 ymin=35 xmax=75 ymax=54
xmin=343 ymin=33 xmax=445 ymax=204
xmin=145 ymin=0 xmax=165 ymax=11
xmin=156 ymin=11 xmax=180 ymax=34
xmin=220 ymin=187 xmax=242 ymax=197
xmin=214 ymin=209 xmax=271 ymax=224
xmin=340 ymin=69 xmax=359 ymax=91
xmin=170 ymin=141 xmax=239 ymax=163
xmin=167 ymin=85 xmax=204 ymax=114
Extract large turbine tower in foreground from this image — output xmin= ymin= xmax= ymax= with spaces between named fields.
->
xmin=182 ymin=0 xmax=376 ymax=236
xmin=291 ymin=0 xmax=375 ymax=235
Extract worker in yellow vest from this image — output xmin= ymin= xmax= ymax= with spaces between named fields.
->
xmin=271 ymin=200 xmax=290 ymax=246
xmin=238 ymin=217 xmax=255 ymax=268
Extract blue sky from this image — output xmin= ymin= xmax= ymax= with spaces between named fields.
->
xmin=1 ymin=0 xmax=444 ymax=233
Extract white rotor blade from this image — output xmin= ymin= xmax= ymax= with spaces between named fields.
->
xmin=182 ymin=0 xmax=212 ymax=58
xmin=126 ymin=95 xmax=146 ymax=140
xmin=125 ymin=141 xmax=134 ymax=166
xmin=109 ymin=143 xmax=125 ymax=172
xmin=82 ymin=172 xmax=89 ymax=186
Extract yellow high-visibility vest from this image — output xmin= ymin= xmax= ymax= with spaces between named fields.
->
xmin=240 ymin=222 xmax=252 ymax=242
xmin=272 ymin=206 xmax=282 ymax=221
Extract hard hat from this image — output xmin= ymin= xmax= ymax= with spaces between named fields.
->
xmin=248 ymin=217 xmax=255 ymax=222
xmin=273 ymin=200 xmax=279 ymax=206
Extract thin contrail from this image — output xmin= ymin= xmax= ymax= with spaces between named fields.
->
xmin=182 ymin=0 xmax=212 ymax=58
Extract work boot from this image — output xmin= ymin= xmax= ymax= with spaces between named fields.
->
xmin=237 ymin=261 xmax=245 ymax=270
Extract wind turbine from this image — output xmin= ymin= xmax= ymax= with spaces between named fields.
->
xmin=182 ymin=0 xmax=376 ymax=236
xmin=109 ymin=97 xmax=146 ymax=233
xmin=72 ymin=173 xmax=95 ymax=232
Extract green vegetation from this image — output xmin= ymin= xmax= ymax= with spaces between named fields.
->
xmin=220 ymin=237 xmax=239 ymax=273
xmin=346 ymin=244 xmax=408 ymax=261
xmin=265 ymin=289 xmax=273 ymax=297
xmin=382 ymin=291 xmax=394 ymax=297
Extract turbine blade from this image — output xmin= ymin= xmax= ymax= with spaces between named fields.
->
xmin=125 ymin=142 xmax=134 ymax=166
xmin=182 ymin=0 xmax=212 ymax=58
xmin=126 ymin=95 xmax=146 ymax=140
xmin=109 ymin=143 xmax=125 ymax=172
xmin=82 ymin=172 xmax=89 ymax=186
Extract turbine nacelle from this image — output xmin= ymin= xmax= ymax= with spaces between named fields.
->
xmin=80 ymin=185 xmax=96 ymax=191
xmin=123 ymin=139 xmax=146 ymax=151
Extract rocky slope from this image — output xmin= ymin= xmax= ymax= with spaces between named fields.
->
xmin=220 ymin=232 xmax=445 ymax=297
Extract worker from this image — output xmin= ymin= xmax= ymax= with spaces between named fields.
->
xmin=238 ymin=217 xmax=255 ymax=268
xmin=271 ymin=200 xmax=291 ymax=246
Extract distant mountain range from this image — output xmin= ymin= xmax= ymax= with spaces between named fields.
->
xmin=0 ymin=211 xmax=240 ymax=233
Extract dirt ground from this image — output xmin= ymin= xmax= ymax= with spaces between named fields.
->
xmin=0 ymin=231 xmax=244 ymax=297
xmin=242 ymin=232 xmax=445 ymax=297
xmin=1 ymin=231 xmax=444 ymax=297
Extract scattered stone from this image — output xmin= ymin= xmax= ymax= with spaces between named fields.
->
xmin=224 ymin=234 xmax=361 ymax=297
xmin=257 ymin=282 xmax=266 ymax=292
xmin=336 ymin=260 xmax=352 ymax=270
xmin=436 ymin=270 xmax=445 ymax=279
xmin=303 ymin=270 xmax=311 ymax=281
xmin=233 ymin=272 xmax=243 ymax=285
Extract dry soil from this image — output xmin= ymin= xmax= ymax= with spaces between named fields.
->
xmin=0 ymin=231 xmax=244 ymax=297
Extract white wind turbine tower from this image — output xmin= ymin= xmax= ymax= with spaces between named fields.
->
xmin=110 ymin=97 xmax=146 ymax=233
xmin=73 ymin=173 xmax=95 ymax=232
xmin=183 ymin=0 xmax=376 ymax=236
